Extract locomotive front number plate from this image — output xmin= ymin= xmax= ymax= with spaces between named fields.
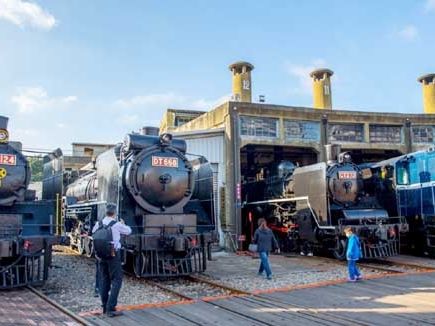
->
xmin=0 ymin=154 xmax=16 ymax=166
xmin=151 ymin=156 xmax=179 ymax=168
xmin=338 ymin=171 xmax=357 ymax=179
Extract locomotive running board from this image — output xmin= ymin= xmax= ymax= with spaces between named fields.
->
xmin=243 ymin=196 xmax=336 ymax=230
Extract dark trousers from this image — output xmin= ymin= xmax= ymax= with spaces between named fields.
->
xmin=95 ymin=260 xmax=100 ymax=292
xmin=98 ymin=252 xmax=123 ymax=312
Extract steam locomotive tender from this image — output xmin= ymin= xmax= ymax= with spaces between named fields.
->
xmin=44 ymin=133 xmax=216 ymax=277
xmin=0 ymin=116 xmax=58 ymax=288
xmin=244 ymin=146 xmax=407 ymax=259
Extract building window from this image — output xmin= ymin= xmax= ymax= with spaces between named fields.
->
xmin=175 ymin=116 xmax=193 ymax=127
xmin=369 ymin=125 xmax=402 ymax=143
xmin=412 ymin=126 xmax=434 ymax=143
xmin=328 ymin=123 xmax=364 ymax=142
xmin=285 ymin=120 xmax=320 ymax=141
xmin=240 ymin=116 xmax=278 ymax=138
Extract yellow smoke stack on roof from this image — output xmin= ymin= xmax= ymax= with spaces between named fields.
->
xmin=310 ymin=68 xmax=334 ymax=110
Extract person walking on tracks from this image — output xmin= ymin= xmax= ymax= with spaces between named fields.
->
xmin=344 ymin=226 xmax=362 ymax=282
xmin=253 ymin=218 xmax=280 ymax=280
xmin=92 ymin=203 xmax=132 ymax=317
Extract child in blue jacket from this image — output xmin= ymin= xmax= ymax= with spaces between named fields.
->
xmin=344 ymin=227 xmax=362 ymax=282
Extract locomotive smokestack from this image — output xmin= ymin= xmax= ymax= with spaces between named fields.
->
xmin=141 ymin=126 xmax=159 ymax=136
xmin=310 ymin=68 xmax=334 ymax=109
xmin=0 ymin=116 xmax=8 ymax=130
xmin=324 ymin=144 xmax=341 ymax=163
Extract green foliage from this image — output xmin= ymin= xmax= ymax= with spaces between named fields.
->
xmin=28 ymin=156 xmax=44 ymax=182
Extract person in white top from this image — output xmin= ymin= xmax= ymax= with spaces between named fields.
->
xmin=92 ymin=203 xmax=131 ymax=317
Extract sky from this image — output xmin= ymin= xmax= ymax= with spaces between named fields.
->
xmin=0 ymin=0 xmax=434 ymax=153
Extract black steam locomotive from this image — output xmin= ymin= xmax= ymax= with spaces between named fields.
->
xmin=243 ymin=145 xmax=407 ymax=259
xmin=43 ymin=133 xmax=216 ymax=277
xmin=0 ymin=116 xmax=59 ymax=288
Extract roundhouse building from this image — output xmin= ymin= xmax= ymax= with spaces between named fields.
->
xmin=160 ymin=62 xmax=435 ymax=250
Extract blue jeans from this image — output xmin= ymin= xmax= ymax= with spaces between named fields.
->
xmin=99 ymin=251 xmax=123 ymax=312
xmin=258 ymin=251 xmax=272 ymax=277
xmin=348 ymin=260 xmax=360 ymax=280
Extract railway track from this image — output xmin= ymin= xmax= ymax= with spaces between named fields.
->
xmin=145 ymin=275 xmax=251 ymax=302
xmin=296 ymin=254 xmax=435 ymax=274
xmin=0 ymin=286 xmax=89 ymax=326
xmin=27 ymin=286 xmax=91 ymax=325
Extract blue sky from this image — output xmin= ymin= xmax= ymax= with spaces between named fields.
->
xmin=0 ymin=0 xmax=434 ymax=153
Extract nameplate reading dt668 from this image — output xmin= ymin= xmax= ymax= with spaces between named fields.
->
xmin=0 ymin=154 xmax=17 ymax=166
xmin=338 ymin=171 xmax=357 ymax=179
xmin=151 ymin=156 xmax=179 ymax=168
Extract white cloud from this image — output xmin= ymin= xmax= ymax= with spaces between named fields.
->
xmin=285 ymin=59 xmax=327 ymax=95
xmin=425 ymin=0 xmax=435 ymax=12
xmin=11 ymin=87 xmax=77 ymax=113
xmin=397 ymin=25 xmax=419 ymax=41
xmin=0 ymin=0 xmax=56 ymax=30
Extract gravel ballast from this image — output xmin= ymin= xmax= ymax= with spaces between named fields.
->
xmin=42 ymin=246 xmax=178 ymax=313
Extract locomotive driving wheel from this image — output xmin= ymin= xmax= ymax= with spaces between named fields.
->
xmin=333 ymin=238 xmax=347 ymax=260
xmin=133 ymin=252 xmax=145 ymax=277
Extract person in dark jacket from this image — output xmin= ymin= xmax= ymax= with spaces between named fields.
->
xmin=344 ymin=227 xmax=362 ymax=282
xmin=253 ymin=218 xmax=280 ymax=280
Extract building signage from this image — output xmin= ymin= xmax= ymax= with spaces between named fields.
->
xmin=151 ymin=156 xmax=179 ymax=168
xmin=0 ymin=154 xmax=16 ymax=166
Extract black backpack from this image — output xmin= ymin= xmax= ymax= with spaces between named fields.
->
xmin=93 ymin=220 xmax=116 ymax=259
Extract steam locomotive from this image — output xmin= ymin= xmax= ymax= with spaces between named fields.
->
xmin=243 ymin=145 xmax=407 ymax=259
xmin=43 ymin=132 xmax=216 ymax=277
xmin=0 ymin=115 xmax=59 ymax=288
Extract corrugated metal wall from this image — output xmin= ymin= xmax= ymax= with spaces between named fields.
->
xmin=182 ymin=134 xmax=226 ymax=246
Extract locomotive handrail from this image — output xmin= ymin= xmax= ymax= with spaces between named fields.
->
xmin=244 ymin=196 xmax=336 ymax=230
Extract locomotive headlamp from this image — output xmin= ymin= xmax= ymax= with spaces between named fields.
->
xmin=0 ymin=129 xmax=9 ymax=143
xmin=160 ymin=133 xmax=173 ymax=145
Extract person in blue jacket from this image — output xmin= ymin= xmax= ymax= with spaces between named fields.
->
xmin=344 ymin=226 xmax=362 ymax=282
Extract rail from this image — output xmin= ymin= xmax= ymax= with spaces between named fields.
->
xmin=26 ymin=285 xmax=91 ymax=326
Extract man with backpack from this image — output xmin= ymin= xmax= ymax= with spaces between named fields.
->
xmin=92 ymin=202 xmax=132 ymax=317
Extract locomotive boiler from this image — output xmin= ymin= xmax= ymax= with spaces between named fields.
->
xmin=0 ymin=115 xmax=58 ymax=288
xmin=44 ymin=132 xmax=216 ymax=277
xmin=244 ymin=145 xmax=407 ymax=259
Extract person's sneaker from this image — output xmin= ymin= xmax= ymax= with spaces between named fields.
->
xmin=257 ymin=272 xmax=264 ymax=276
xmin=266 ymin=275 xmax=273 ymax=280
xmin=307 ymin=252 xmax=313 ymax=257
xmin=94 ymin=290 xmax=99 ymax=298
xmin=106 ymin=311 xmax=124 ymax=317
xmin=300 ymin=252 xmax=306 ymax=256
xmin=347 ymin=278 xmax=357 ymax=283
xmin=356 ymin=275 xmax=363 ymax=281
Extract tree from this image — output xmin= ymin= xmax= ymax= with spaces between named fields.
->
xmin=28 ymin=156 xmax=44 ymax=182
